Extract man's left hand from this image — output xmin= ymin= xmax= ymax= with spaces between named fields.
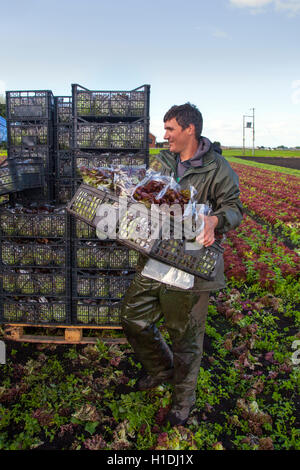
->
xmin=196 ymin=215 xmax=218 ymax=247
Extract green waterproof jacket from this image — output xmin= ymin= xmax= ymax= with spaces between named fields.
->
xmin=137 ymin=145 xmax=244 ymax=292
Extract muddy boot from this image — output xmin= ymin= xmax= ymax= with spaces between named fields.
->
xmin=137 ymin=368 xmax=174 ymax=391
xmin=165 ymin=404 xmax=193 ymax=426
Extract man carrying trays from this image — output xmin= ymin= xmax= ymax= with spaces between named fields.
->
xmin=121 ymin=103 xmax=243 ymax=426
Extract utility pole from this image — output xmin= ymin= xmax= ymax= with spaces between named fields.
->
xmin=243 ymin=115 xmax=245 ymax=155
xmin=242 ymin=108 xmax=255 ymax=156
xmin=251 ymin=108 xmax=255 ymax=156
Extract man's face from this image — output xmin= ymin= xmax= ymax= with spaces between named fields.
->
xmin=163 ymin=118 xmax=193 ymax=154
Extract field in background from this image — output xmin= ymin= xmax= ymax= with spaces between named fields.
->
xmin=222 ymin=149 xmax=300 ymax=158
xmin=150 ymin=148 xmax=300 ymax=157
xmin=225 ymin=156 xmax=300 ymax=177
xmin=150 ymin=148 xmax=300 ymax=177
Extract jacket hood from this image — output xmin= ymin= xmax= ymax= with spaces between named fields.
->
xmin=157 ymin=137 xmax=218 ymax=174
xmin=212 ymin=141 xmax=222 ymax=155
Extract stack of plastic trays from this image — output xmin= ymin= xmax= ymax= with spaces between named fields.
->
xmin=6 ymin=90 xmax=55 ymax=203
xmin=0 ymin=204 xmax=71 ymax=325
xmin=69 ymin=83 xmax=150 ymax=326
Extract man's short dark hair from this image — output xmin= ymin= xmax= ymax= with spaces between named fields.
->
xmin=163 ymin=103 xmax=203 ymax=140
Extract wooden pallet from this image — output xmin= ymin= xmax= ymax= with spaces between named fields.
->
xmin=3 ymin=323 xmax=127 ymax=345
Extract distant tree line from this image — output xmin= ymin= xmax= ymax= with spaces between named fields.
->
xmin=258 ymin=145 xmax=300 ymax=150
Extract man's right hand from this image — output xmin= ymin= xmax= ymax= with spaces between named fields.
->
xmin=196 ymin=215 xmax=218 ymax=247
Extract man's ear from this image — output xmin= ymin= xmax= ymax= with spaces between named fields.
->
xmin=187 ymin=123 xmax=196 ymax=136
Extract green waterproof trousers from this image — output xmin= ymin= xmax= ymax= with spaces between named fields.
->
xmin=121 ymin=272 xmax=210 ymax=408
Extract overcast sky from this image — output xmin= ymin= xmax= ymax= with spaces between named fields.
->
xmin=1 ymin=0 xmax=299 ymax=147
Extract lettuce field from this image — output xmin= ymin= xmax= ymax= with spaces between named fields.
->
xmin=0 ymin=156 xmax=299 ymax=451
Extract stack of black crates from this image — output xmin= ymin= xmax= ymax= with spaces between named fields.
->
xmin=0 ymin=83 xmax=150 ymax=328
xmin=54 ymin=95 xmax=74 ymax=204
xmin=70 ymin=83 xmax=150 ymax=326
xmin=0 ymin=207 xmax=71 ymax=325
xmin=6 ymin=90 xmax=55 ymax=202
xmin=1 ymin=90 xmax=70 ymax=325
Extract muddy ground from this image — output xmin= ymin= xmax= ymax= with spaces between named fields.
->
xmin=232 ymin=156 xmax=300 ymax=170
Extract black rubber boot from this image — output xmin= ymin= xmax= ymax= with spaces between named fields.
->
xmin=137 ymin=368 xmax=174 ymax=391
xmin=165 ymin=404 xmax=192 ymax=426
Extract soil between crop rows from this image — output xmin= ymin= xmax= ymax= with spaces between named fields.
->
xmin=244 ymin=209 xmax=298 ymax=251
xmin=1 ymin=291 xmax=298 ymax=451
xmin=232 ymin=156 xmax=300 ymax=170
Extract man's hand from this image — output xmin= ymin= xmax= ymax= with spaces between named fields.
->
xmin=196 ymin=215 xmax=218 ymax=247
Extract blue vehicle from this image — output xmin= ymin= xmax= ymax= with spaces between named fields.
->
xmin=0 ymin=116 xmax=7 ymax=142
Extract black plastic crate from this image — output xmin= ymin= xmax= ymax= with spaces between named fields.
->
xmin=1 ymin=268 xmax=70 ymax=296
xmin=118 ymin=211 xmax=224 ymax=282
xmin=54 ymin=96 xmax=72 ymax=124
xmin=0 ymin=297 xmax=71 ymax=325
xmin=7 ymin=120 xmax=53 ymax=148
xmin=55 ymin=150 xmax=147 ymax=185
xmin=74 ymin=119 xmax=147 ymax=150
xmin=66 ymin=183 xmax=121 ymax=227
xmin=7 ymin=146 xmax=54 ymax=176
xmin=10 ymin=179 xmax=55 ymax=206
xmin=74 ymin=240 xmax=139 ymax=270
xmin=73 ymin=270 xmax=133 ymax=299
xmin=72 ymin=83 xmax=150 ymax=120
xmin=0 ymin=239 xmax=69 ymax=267
xmin=15 ymin=157 xmax=45 ymax=190
xmin=0 ymin=206 xmax=68 ymax=238
xmin=8 ymin=146 xmax=52 ymax=160
xmin=67 ymin=184 xmax=224 ymax=281
xmin=74 ymin=150 xmax=148 ymax=175
xmin=6 ymin=90 xmax=54 ymax=121
xmin=72 ymin=299 xmax=122 ymax=326
xmin=0 ymin=157 xmax=45 ymax=196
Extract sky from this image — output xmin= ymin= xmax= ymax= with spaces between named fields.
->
xmin=0 ymin=0 xmax=300 ymax=147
